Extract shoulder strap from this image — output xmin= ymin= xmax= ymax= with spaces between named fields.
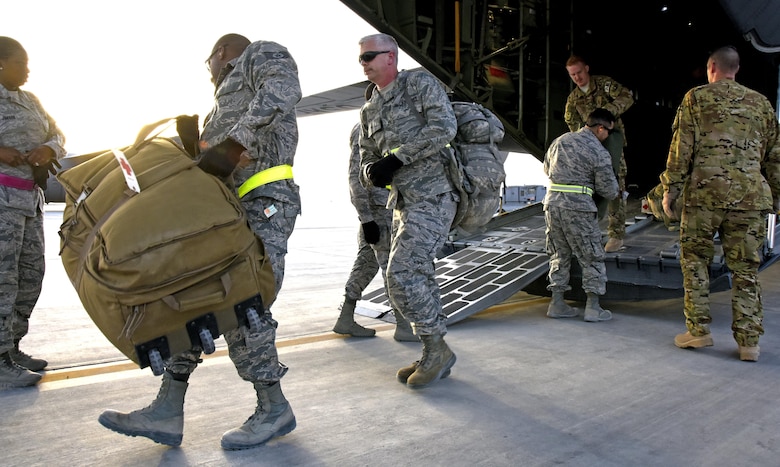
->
xmin=399 ymin=72 xmax=426 ymax=127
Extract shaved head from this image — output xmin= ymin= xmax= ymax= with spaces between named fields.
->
xmin=211 ymin=33 xmax=251 ymax=56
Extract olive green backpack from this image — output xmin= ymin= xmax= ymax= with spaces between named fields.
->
xmin=57 ymin=118 xmax=276 ymax=374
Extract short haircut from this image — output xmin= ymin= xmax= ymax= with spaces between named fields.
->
xmin=709 ymin=45 xmax=740 ymax=73
xmin=586 ymin=108 xmax=616 ymax=127
xmin=358 ymin=33 xmax=398 ymax=54
xmin=0 ymin=37 xmax=23 ymax=60
xmin=210 ymin=34 xmax=251 ymax=56
xmin=565 ymin=55 xmax=587 ymax=67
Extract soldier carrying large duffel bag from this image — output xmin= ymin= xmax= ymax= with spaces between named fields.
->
xmin=57 ymin=117 xmax=276 ymax=375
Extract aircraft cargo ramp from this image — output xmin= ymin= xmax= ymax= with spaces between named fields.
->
xmin=356 ymin=199 xmax=762 ymax=324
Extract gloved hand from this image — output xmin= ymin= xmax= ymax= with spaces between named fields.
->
xmin=361 ymin=221 xmax=380 ymax=244
xmin=176 ymin=114 xmax=200 ymax=158
xmin=197 ymin=138 xmax=245 ymax=178
xmin=367 ymin=154 xmax=402 ymax=187
xmin=32 ymin=159 xmax=61 ymax=190
xmin=662 ymin=191 xmax=678 ymax=221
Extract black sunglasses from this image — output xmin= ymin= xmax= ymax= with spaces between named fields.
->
xmin=588 ymin=123 xmax=616 ymax=135
xmin=359 ymin=50 xmax=390 ymax=63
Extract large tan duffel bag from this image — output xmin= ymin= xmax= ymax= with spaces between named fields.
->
xmin=58 ymin=118 xmax=276 ymax=374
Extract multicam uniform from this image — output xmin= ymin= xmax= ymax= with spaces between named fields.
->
xmin=168 ymin=40 xmax=302 ymax=383
xmin=359 ymin=70 xmax=458 ymax=335
xmin=564 ymin=75 xmax=634 ymax=239
xmin=543 ymin=127 xmax=619 ymax=295
xmin=344 ymin=123 xmax=392 ymax=302
xmin=0 ymin=85 xmax=65 ymax=355
xmin=660 ymin=79 xmax=780 ymax=346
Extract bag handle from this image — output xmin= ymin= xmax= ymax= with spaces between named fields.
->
xmin=81 ymin=118 xmax=179 ymax=193
xmin=161 ymin=273 xmax=233 ymax=311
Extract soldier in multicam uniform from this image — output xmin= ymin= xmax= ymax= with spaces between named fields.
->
xmin=661 ymin=46 xmax=780 ymax=362
xmin=99 ymin=34 xmax=302 ymax=449
xmin=0 ymin=37 xmax=65 ymax=389
xmin=358 ymin=33 xmax=458 ymax=388
xmin=565 ymin=55 xmax=634 ymax=253
xmin=332 ymin=123 xmax=416 ymax=341
xmin=543 ymin=108 xmax=620 ymax=322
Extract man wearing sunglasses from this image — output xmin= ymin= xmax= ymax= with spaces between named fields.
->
xmin=99 ymin=33 xmax=301 ymax=451
xmin=543 ymin=108 xmax=620 ymax=323
xmin=565 ymin=55 xmax=634 ymax=253
xmin=357 ymin=33 xmax=458 ymax=388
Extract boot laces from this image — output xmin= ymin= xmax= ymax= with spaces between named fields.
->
xmin=2 ymin=357 xmax=29 ymax=375
xmin=419 ymin=344 xmax=433 ymax=370
xmin=13 ymin=349 xmax=34 ymax=360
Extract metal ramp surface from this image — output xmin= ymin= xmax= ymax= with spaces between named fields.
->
xmin=356 ymin=203 xmax=550 ymax=325
xmin=355 ymin=245 xmax=549 ymax=325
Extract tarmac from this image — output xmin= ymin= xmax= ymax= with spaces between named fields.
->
xmin=2 ymin=203 xmax=780 ymax=466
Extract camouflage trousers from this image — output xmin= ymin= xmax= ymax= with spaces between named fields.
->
xmin=545 ymin=205 xmax=607 ymax=295
xmin=344 ymin=208 xmax=392 ymax=301
xmin=0 ymin=208 xmax=45 ymax=354
xmin=680 ymin=206 xmax=765 ymax=346
xmin=606 ymin=154 xmax=627 ymax=239
xmin=386 ymin=192 xmax=457 ymax=336
xmin=166 ymin=196 xmax=299 ymax=384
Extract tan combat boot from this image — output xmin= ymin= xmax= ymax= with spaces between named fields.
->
xmin=738 ymin=345 xmax=760 ymax=362
xmin=546 ymin=291 xmax=579 ymax=318
xmin=98 ymin=372 xmax=187 ymax=446
xmin=674 ymin=331 xmax=713 ymax=348
xmin=221 ymin=382 xmax=297 ymax=450
xmin=332 ymin=298 xmax=375 ymax=337
xmin=604 ymin=238 xmax=623 ymax=252
xmin=583 ymin=293 xmax=612 ymax=322
xmin=392 ymin=309 xmax=418 ymax=342
xmin=0 ymin=352 xmax=42 ymax=389
xmin=405 ymin=334 xmax=456 ymax=389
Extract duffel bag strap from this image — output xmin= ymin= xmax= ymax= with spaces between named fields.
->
xmin=80 ymin=118 xmax=180 ymax=196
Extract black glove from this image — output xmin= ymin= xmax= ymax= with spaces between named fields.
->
xmin=197 ymin=138 xmax=245 ymax=178
xmin=361 ymin=221 xmax=380 ymax=244
xmin=176 ymin=114 xmax=200 ymax=158
xmin=367 ymin=154 xmax=402 ymax=187
xmin=33 ymin=159 xmax=61 ymax=190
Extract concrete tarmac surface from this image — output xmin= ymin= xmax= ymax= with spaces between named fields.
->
xmin=2 ymin=204 xmax=779 ymax=466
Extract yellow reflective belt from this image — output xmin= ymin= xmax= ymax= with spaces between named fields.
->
xmin=237 ymin=164 xmax=293 ymax=198
xmin=549 ymin=183 xmax=594 ymax=196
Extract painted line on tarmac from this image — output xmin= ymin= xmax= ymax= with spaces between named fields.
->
xmin=38 ymin=324 xmax=397 ymax=385
xmin=37 ymin=296 xmax=545 ymax=386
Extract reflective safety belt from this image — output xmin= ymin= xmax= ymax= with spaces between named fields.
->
xmin=549 ymin=183 xmax=594 ymax=196
xmin=237 ymin=164 xmax=293 ymax=198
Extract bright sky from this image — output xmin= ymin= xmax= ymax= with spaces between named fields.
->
xmin=6 ymin=0 xmax=545 ymax=226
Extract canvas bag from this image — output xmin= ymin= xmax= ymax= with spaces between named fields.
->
xmin=447 ymin=101 xmax=507 ymax=233
xmin=57 ymin=118 xmax=276 ymax=368
xmin=397 ymin=75 xmax=506 ymax=234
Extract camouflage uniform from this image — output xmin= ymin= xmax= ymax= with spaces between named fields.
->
xmin=660 ymin=79 xmax=780 ymax=346
xmin=543 ymin=128 xmax=619 ymax=295
xmin=344 ymin=123 xmax=392 ymax=302
xmin=564 ymin=75 xmax=634 ymax=239
xmin=168 ymin=41 xmax=302 ymax=383
xmin=359 ymin=70 xmax=458 ymax=335
xmin=0 ymin=85 xmax=65 ymax=355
